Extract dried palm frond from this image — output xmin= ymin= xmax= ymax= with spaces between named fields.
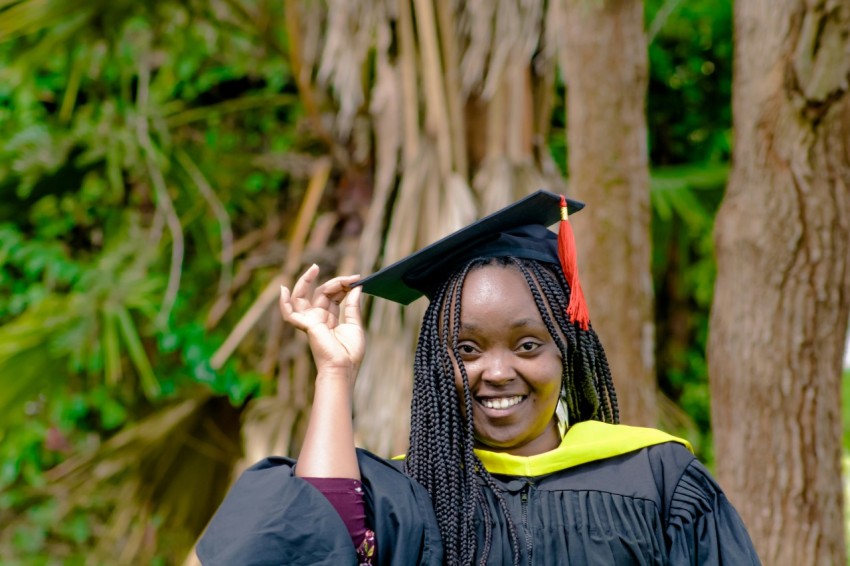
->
xmin=457 ymin=0 xmax=546 ymax=98
xmin=473 ymin=156 xmax=561 ymax=214
xmin=457 ymin=0 xmax=498 ymax=94
xmin=238 ymin=395 xmax=304 ymax=470
xmin=359 ymin=17 xmax=403 ymax=276
xmin=20 ymin=395 xmax=243 ymax=564
xmin=297 ymin=0 xmax=327 ymax=75
xmin=354 ymin=299 xmax=417 ymax=456
xmin=396 ymin=0 xmax=421 ymax=162
xmin=317 ymin=0 xmax=385 ymax=137
xmin=413 ymin=0 xmax=454 ymax=175
xmin=435 ymin=0 xmax=468 ymax=177
xmin=354 ymin=143 xmax=477 ymax=456
xmin=353 ymin=145 xmax=435 ymax=453
xmin=473 ymin=156 xmax=516 ymax=213
xmin=439 ymin=172 xmax=478 ymax=238
xmin=209 ymin=157 xmax=331 ymax=371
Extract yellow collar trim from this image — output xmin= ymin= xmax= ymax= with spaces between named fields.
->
xmin=473 ymin=421 xmax=693 ymax=477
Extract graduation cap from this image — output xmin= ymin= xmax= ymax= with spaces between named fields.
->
xmin=354 ymin=189 xmax=591 ymax=329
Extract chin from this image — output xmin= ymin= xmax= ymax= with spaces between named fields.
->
xmin=473 ymin=431 xmax=525 ymax=452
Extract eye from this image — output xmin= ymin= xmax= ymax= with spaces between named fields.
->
xmin=517 ymin=340 xmax=541 ymax=353
xmin=458 ymin=343 xmax=476 ymax=354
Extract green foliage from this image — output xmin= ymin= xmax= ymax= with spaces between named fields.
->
xmin=650 ymin=164 xmax=726 ymax=461
xmin=646 ymin=0 xmax=733 ymax=165
xmin=0 ymin=0 xmax=309 ymax=561
xmin=643 ymin=0 xmax=733 ymax=463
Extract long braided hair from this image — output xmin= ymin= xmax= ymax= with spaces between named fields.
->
xmin=403 ymin=256 xmax=619 ymax=566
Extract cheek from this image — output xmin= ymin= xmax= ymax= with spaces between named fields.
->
xmin=536 ymin=359 xmax=564 ymax=399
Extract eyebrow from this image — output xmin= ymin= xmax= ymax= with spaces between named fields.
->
xmin=460 ymin=318 xmax=545 ymax=333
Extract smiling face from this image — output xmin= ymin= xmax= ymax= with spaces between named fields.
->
xmin=452 ymin=263 xmax=563 ymax=457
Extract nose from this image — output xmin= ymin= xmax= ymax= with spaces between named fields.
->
xmin=480 ymin=349 xmax=516 ymax=384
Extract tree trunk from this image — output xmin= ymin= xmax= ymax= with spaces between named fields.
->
xmin=708 ymin=1 xmax=850 ymax=564
xmin=561 ymin=0 xmax=657 ymax=426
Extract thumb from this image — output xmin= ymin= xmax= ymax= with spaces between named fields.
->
xmin=342 ymin=286 xmax=363 ymax=327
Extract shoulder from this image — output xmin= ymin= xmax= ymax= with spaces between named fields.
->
xmin=354 ymin=447 xmax=434 ymax=514
xmin=538 ymin=437 xmax=695 ymax=497
xmin=355 ymin=448 xmax=434 ymax=520
xmin=664 ymin=459 xmax=762 ymax=563
xmin=356 ymin=448 xmax=406 ymax=475
xmin=571 ymin=422 xmax=698 ymax=499
xmin=526 ymin=426 xmax=696 ymax=518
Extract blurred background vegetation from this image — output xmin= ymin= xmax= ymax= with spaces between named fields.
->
xmin=0 ymin=0 xmax=846 ymax=563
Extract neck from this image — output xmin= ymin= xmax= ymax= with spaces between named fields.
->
xmin=474 ymin=419 xmax=561 ymax=457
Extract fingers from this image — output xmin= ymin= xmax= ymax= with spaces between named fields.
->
xmin=311 ymin=274 xmax=360 ymax=324
xmin=290 ymin=263 xmax=320 ymax=302
xmin=279 ymin=265 xmax=362 ymax=329
xmin=288 ymin=265 xmax=358 ymax=304
xmin=312 ymin=273 xmax=361 ymax=305
xmin=341 ymin=286 xmax=363 ymax=327
xmin=279 ymin=284 xmax=305 ymax=329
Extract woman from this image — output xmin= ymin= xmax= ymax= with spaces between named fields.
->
xmin=198 ymin=191 xmax=760 ymax=565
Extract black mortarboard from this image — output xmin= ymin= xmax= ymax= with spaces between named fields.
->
xmin=354 ymin=189 xmax=591 ymax=328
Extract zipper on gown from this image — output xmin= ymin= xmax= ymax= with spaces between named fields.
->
xmin=520 ymin=483 xmax=533 ymax=564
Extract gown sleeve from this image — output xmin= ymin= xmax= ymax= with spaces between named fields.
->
xmin=196 ymin=449 xmax=442 ymax=566
xmin=196 ymin=456 xmax=356 ymax=566
xmin=665 ymin=459 xmax=762 ymax=565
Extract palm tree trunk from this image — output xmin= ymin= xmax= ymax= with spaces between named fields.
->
xmin=560 ymin=0 xmax=658 ymax=427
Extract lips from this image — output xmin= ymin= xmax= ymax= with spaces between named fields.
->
xmin=478 ymin=395 xmax=525 ymax=410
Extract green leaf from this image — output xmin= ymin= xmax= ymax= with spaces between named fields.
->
xmin=102 ymin=309 xmax=122 ymax=386
xmin=115 ymin=306 xmax=160 ymax=400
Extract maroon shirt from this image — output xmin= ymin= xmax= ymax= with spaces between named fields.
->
xmin=303 ymin=477 xmax=372 ymax=560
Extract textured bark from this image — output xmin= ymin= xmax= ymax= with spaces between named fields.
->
xmin=561 ymin=0 xmax=657 ymax=426
xmin=708 ymin=1 xmax=850 ymax=564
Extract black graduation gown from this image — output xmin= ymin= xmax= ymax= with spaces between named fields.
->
xmin=197 ymin=450 xmax=443 ymax=565
xmin=471 ymin=441 xmax=760 ymax=565
xmin=197 ymin=442 xmax=760 ymax=565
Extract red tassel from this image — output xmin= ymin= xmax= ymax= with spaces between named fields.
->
xmin=558 ymin=195 xmax=590 ymax=330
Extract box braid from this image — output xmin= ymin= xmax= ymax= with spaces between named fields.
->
xmin=512 ymin=258 xmax=619 ymax=424
xmin=404 ymin=256 xmax=618 ymax=566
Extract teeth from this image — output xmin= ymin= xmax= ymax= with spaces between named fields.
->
xmin=480 ymin=396 xmax=523 ymax=410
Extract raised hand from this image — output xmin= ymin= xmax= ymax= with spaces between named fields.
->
xmin=281 ymin=264 xmax=364 ymax=479
xmin=279 ymin=264 xmax=365 ymax=381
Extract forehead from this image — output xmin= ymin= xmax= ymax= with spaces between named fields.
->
xmin=461 ymin=262 xmax=529 ymax=293
xmin=436 ymin=260 xmax=562 ymax=335
xmin=456 ymin=264 xmax=542 ymax=321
